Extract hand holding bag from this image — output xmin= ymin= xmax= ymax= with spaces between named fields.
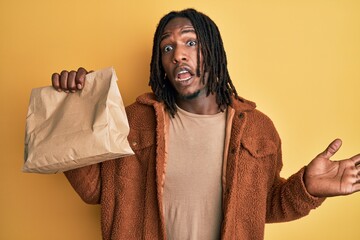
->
xmin=23 ymin=67 xmax=134 ymax=173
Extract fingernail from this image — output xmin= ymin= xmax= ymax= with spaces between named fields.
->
xmin=77 ymin=84 xmax=82 ymax=89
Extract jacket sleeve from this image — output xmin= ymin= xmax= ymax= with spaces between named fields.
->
xmin=64 ymin=164 xmax=101 ymax=205
xmin=265 ymin=143 xmax=326 ymax=223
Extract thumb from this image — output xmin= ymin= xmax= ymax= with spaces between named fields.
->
xmin=319 ymin=138 xmax=342 ymax=159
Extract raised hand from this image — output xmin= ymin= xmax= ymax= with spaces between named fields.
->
xmin=51 ymin=67 xmax=90 ymax=92
xmin=304 ymin=139 xmax=360 ymax=197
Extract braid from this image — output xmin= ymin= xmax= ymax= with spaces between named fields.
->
xmin=149 ymin=8 xmax=239 ymax=117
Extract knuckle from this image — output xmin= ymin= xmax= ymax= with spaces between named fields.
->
xmin=51 ymin=74 xmax=59 ymax=86
xmin=51 ymin=73 xmax=59 ymax=79
xmin=78 ymin=67 xmax=86 ymax=73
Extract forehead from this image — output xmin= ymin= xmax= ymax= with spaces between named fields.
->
xmin=162 ymin=17 xmax=194 ymax=34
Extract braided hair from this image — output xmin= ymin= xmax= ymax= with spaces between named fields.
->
xmin=149 ymin=8 xmax=239 ymax=117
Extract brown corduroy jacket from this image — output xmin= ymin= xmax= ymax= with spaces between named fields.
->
xmin=65 ymin=93 xmax=325 ymax=240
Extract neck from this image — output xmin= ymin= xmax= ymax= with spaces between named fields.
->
xmin=176 ymin=92 xmax=219 ymax=115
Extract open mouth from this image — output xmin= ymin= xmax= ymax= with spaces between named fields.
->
xmin=175 ymin=68 xmax=194 ymax=82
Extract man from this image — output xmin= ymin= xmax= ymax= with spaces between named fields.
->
xmin=51 ymin=8 xmax=360 ymax=240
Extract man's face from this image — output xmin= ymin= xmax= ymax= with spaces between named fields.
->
xmin=160 ymin=17 xmax=207 ymax=100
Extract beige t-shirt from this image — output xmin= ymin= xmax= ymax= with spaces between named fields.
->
xmin=163 ymin=106 xmax=226 ymax=240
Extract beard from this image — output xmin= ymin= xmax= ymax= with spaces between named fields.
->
xmin=177 ymin=89 xmax=202 ymax=100
xmin=176 ymin=72 xmax=209 ymax=100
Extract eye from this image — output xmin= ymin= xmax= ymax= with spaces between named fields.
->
xmin=163 ymin=45 xmax=173 ymax=53
xmin=186 ymin=40 xmax=197 ymax=47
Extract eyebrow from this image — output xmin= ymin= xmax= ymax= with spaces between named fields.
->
xmin=160 ymin=27 xmax=196 ymax=42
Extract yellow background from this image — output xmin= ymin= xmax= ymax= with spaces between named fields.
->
xmin=1 ymin=0 xmax=359 ymax=239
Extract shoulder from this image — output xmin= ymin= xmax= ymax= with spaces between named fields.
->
xmin=231 ymin=95 xmax=275 ymax=128
xmin=125 ymin=92 xmax=163 ymax=131
xmin=231 ymin=96 xmax=280 ymax=145
xmin=230 ymin=97 xmax=281 ymax=159
xmin=247 ymin=109 xmax=278 ymax=135
xmin=125 ymin=93 xmax=165 ymax=150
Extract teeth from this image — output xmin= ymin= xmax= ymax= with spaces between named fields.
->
xmin=178 ymin=76 xmax=192 ymax=81
xmin=176 ymin=69 xmax=192 ymax=81
xmin=176 ymin=75 xmax=192 ymax=81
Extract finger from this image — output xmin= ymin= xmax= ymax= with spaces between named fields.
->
xmin=318 ymin=138 xmax=342 ymax=159
xmin=352 ymin=154 xmax=360 ymax=166
xmin=60 ymin=70 xmax=69 ymax=92
xmin=351 ymin=182 xmax=360 ymax=193
xmin=67 ymin=70 xmax=77 ymax=92
xmin=51 ymin=73 xmax=61 ymax=91
xmin=75 ymin=67 xmax=88 ymax=90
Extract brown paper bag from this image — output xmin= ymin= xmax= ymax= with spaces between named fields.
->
xmin=23 ymin=67 xmax=134 ymax=174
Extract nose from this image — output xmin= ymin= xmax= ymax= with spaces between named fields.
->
xmin=172 ymin=46 xmax=187 ymax=64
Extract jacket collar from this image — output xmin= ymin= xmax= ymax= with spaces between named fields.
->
xmin=229 ymin=95 xmax=256 ymax=113
xmin=136 ymin=92 xmax=256 ymax=113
